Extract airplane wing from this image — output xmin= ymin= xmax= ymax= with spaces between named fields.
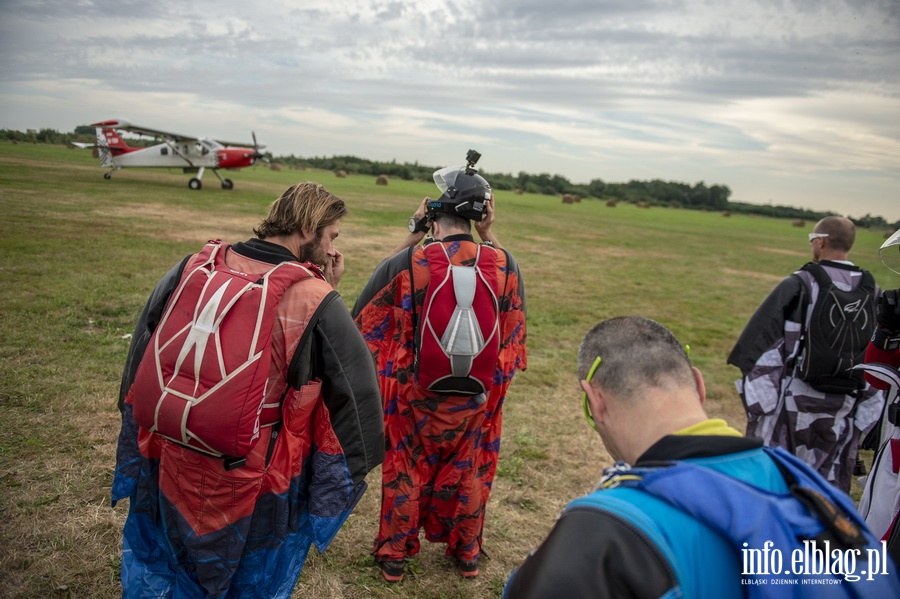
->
xmin=89 ymin=119 xmax=199 ymax=143
xmin=212 ymin=137 xmax=266 ymax=149
xmin=90 ymin=119 xmax=265 ymax=149
xmin=69 ymin=141 xmax=96 ymax=149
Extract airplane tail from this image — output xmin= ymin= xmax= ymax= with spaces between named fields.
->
xmin=92 ymin=121 xmax=134 ymax=166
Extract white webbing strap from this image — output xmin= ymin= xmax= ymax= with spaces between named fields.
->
xmin=440 ymin=264 xmax=485 ymax=377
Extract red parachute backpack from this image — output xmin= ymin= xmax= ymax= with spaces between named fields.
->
xmin=130 ymin=240 xmax=320 ymax=459
xmin=411 ymin=242 xmax=503 ymax=396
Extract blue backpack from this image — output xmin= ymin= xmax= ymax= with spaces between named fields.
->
xmin=597 ymin=447 xmax=900 ymax=598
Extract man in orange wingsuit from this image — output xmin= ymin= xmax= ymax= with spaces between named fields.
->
xmin=352 ymin=152 xmax=527 ymax=582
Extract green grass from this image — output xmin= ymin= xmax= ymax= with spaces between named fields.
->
xmin=0 ymin=143 xmax=893 ymax=597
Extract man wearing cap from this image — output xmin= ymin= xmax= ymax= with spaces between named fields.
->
xmin=728 ymin=216 xmax=883 ymax=492
xmin=352 ymin=155 xmax=527 ymax=582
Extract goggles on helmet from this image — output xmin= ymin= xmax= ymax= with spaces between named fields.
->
xmin=880 ymin=229 xmax=900 ymax=276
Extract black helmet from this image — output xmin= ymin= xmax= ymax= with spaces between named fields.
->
xmin=427 ymin=151 xmax=492 ymax=222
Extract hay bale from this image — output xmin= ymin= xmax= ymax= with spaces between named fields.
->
xmin=636 ymin=201 xmax=651 ymax=209
xmin=376 ymin=174 xmax=389 ymax=186
xmin=514 ymin=188 xmax=524 ymax=195
xmin=335 ymin=169 xmax=347 ymax=178
xmin=269 ymin=163 xmax=282 ymax=171
xmin=606 ymin=200 xmax=617 ymax=207
xmin=561 ymin=194 xmax=577 ymax=204
xmin=792 ymin=219 xmax=805 ymax=228
xmin=722 ymin=211 xmax=731 ymax=217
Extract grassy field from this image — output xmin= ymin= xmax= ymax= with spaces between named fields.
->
xmin=0 ymin=143 xmax=894 ymax=598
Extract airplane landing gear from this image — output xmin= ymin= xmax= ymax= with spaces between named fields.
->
xmin=188 ymin=178 xmax=202 ymax=190
xmin=211 ymin=169 xmax=233 ymax=190
xmin=104 ymin=172 xmax=112 ymax=179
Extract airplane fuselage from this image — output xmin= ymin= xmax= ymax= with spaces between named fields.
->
xmin=99 ymin=132 xmax=253 ymax=171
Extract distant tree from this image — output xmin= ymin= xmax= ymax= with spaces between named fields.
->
xmin=709 ymin=184 xmax=731 ymax=210
xmin=851 ymin=214 xmax=890 ymax=230
xmin=588 ymin=178 xmax=606 ymax=198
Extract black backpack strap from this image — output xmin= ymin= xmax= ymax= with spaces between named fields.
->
xmin=789 ymin=267 xmax=814 ymax=370
xmin=859 ymin=269 xmax=876 ymax=294
xmin=796 ymin=261 xmax=830 ymax=350
xmin=800 ymin=261 xmax=832 ymax=292
xmin=806 ymin=260 xmax=874 ymax=292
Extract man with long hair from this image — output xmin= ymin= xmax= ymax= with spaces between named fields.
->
xmin=112 ymin=182 xmax=384 ymax=598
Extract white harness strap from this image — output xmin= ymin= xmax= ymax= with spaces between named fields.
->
xmin=440 ymin=265 xmax=485 ymax=377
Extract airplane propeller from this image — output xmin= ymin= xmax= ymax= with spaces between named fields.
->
xmin=245 ymin=131 xmax=267 ymax=165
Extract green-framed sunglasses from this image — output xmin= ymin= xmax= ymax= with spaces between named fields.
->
xmin=581 ymin=356 xmax=603 ymax=431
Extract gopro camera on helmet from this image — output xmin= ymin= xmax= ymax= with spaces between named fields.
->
xmin=428 ymin=150 xmax=492 ymax=222
xmin=465 ymin=149 xmax=481 ymax=172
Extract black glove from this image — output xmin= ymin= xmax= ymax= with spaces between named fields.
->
xmin=877 ymin=289 xmax=900 ymax=331
xmin=872 ymin=288 xmax=900 ymax=351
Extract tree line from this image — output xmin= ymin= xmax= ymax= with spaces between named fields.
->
xmin=3 ymin=127 xmax=896 ymax=229
xmin=281 ymin=153 xmax=734 ymax=208
xmin=281 ymin=154 xmax=897 ymax=229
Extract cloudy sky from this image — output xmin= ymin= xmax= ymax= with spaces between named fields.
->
xmin=2 ymin=0 xmax=898 ymax=221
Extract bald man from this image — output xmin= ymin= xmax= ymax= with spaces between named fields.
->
xmin=729 ymin=216 xmax=883 ymax=492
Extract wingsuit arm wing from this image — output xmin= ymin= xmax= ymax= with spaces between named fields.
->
xmin=727 ymin=275 xmax=804 ymax=376
xmin=295 ymin=292 xmax=385 ymax=485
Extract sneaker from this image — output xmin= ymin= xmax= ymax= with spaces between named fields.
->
xmin=377 ymin=558 xmax=406 ymax=583
xmin=457 ymin=557 xmax=479 ymax=578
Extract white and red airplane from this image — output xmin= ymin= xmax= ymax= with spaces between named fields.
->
xmin=73 ymin=119 xmax=266 ymax=190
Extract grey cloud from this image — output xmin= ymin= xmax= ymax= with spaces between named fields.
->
xmin=2 ymin=0 xmax=167 ymax=20
xmin=5 ymin=0 xmax=895 ymax=114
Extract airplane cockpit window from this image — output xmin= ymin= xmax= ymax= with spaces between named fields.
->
xmin=201 ymin=139 xmax=224 ymax=150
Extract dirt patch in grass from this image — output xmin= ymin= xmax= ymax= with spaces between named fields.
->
xmin=100 ymin=203 xmax=253 ymax=242
xmin=98 ymin=205 xmax=388 ymax=257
